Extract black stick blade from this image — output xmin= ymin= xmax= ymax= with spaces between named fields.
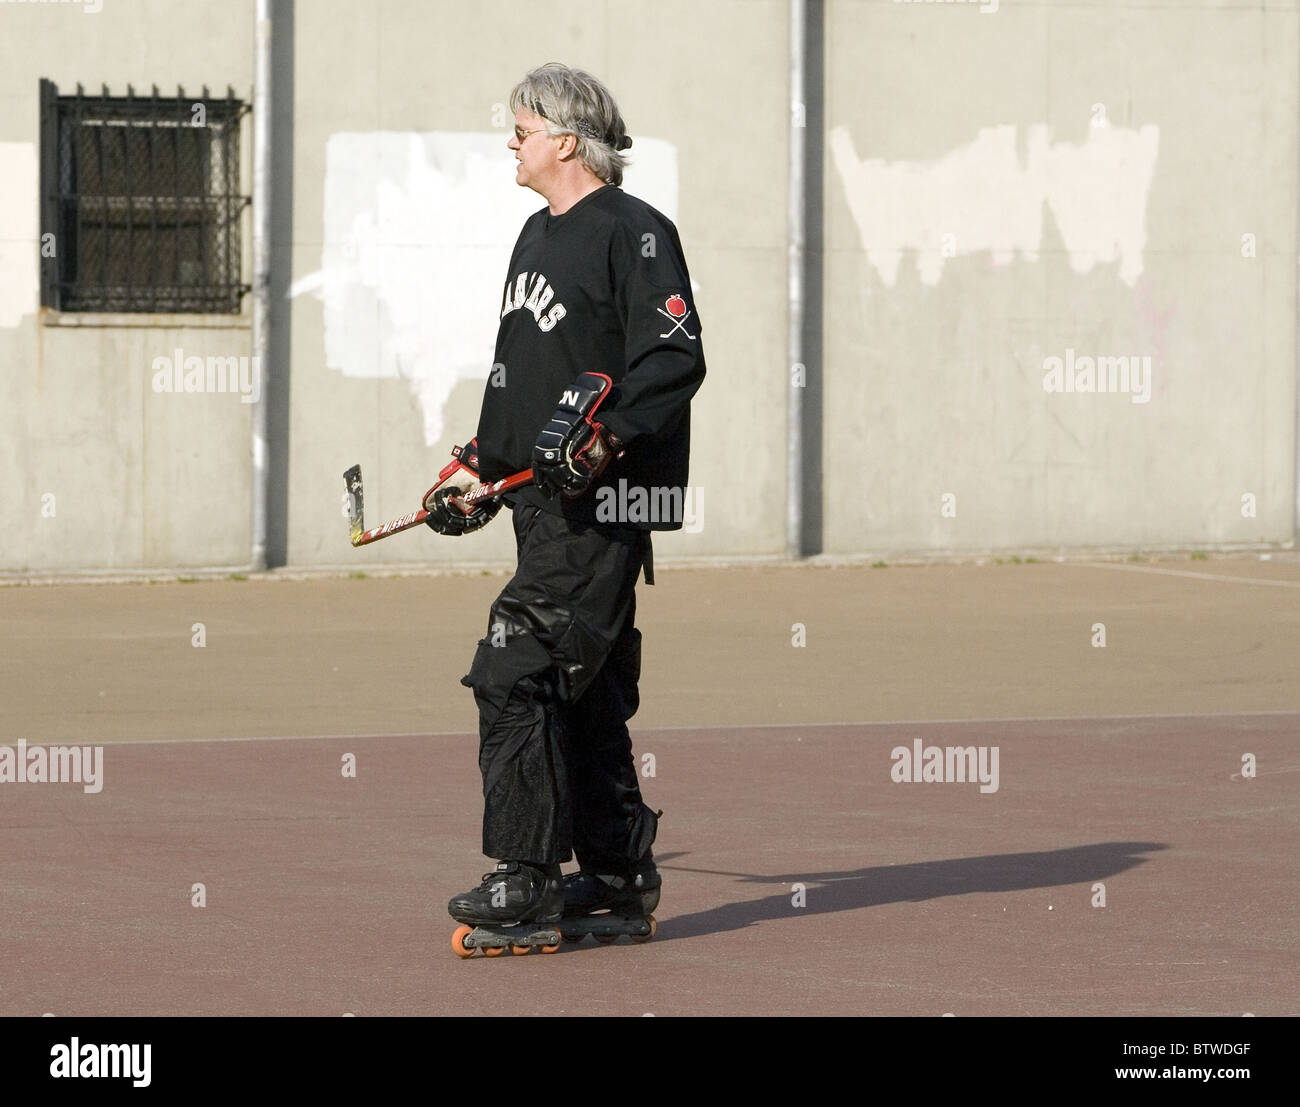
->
xmin=343 ymin=465 xmax=365 ymax=547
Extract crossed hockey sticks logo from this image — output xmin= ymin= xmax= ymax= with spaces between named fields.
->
xmin=657 ymin=292 xmax=697 ymax=340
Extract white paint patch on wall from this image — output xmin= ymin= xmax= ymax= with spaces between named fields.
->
xmin=0 ymin=142 xmax=39 ymax=328
xmin=294 ymin=132 xmax=679 ymax=445
xmin=830 ymin=123 xmax=1159 ymax=288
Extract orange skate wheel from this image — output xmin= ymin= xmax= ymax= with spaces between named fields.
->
xmin=452 ymin=925 xmax=476 ymax=959
xmin=540 ymin=941 xmax=561 ymax=954
xmin=510 ymin=943 xmax=531 ymax=956
xmin=483 ymin=944 xmax=505 ymax=957
xmin=629 ymin=915 xmax=657 ymax=943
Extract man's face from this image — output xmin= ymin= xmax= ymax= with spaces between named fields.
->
xmin=508 ymin=106 xmax=560 ymax=195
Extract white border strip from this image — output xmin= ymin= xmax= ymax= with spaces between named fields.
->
xmin=1076 ymin=561 xmax=1300 ymax=588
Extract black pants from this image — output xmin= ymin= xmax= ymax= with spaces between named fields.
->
xmin=461 ymin=502 xmax=658 ymax=869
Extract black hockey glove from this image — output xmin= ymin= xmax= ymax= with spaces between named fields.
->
xmin=423 ymin=438 xmax=502 ymax=536
xmin=532 ymin=372 xmax=622 ymax=499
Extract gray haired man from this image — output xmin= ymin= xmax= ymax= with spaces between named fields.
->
xmin=438 ymin=63 xmax=705 ymax=952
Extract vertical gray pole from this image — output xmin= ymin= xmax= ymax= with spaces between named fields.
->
xmin=788 ymin=0 xmax=806 ymax=560
xmin=250 ymin=0 xmax=272 ymax=570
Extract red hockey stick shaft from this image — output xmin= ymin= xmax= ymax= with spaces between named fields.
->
xmin=353 ymin=507 xmax=431 ymax=546
xmin=459 ymin=469 xmax=533 ymax=507
xmin=346 ymin=467 xmax=533 ymax=547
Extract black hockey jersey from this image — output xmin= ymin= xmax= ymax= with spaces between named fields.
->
xmin=475 ymin=185 xmax=706 ymax=530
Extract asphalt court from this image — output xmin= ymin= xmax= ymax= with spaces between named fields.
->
xmin=1 ymin=556 xmax=1296 ymax=1014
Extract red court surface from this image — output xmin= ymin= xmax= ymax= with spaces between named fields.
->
xmin=1 ymin=560 xmax=1297 ymax=1016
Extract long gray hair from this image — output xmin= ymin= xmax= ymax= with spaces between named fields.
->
xmin=510 ymin=63 xmax=632 ymax=186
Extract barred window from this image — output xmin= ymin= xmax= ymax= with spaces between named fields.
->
xmin=39 ymin=81 xmax=251 ymax=314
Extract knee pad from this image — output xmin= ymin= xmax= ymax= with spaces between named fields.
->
xmin=461 ymin=633 xmax=555 ymax=729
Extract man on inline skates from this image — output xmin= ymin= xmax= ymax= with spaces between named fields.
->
xmin=425 ymin=63 xmax=705 ymax=955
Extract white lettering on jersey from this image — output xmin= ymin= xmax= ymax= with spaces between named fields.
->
xmin=500 ymin=271 xmax=565 ymax=331
xmin=538 ymin=303 xmax=567 ymax=332
xmin=523 ymin=274 xmax=552 ymax=318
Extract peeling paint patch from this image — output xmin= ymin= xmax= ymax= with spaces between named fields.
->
xmin=831 ymin=123 xmax=1159 ymax=288
xmin=296 ymin=132 xmax=680 ymax=445
xmin=0 ymin=142 xmax=39 ymax=328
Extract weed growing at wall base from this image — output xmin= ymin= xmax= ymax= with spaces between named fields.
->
xmin=4 ymin=0 xmax=101 ymax=13
xmin=895 ymin=0 xmax=998 ymax=13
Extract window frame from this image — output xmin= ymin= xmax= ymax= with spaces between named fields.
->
xmin=39 ymin=79 xmax=252 ymax=316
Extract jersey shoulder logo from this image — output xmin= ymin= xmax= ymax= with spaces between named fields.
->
xmin=657 ymin=292 xmax=696 ymax=340
xmin=501 ymin=271 xmax=567 ymax=332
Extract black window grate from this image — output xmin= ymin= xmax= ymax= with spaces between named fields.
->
xmin=40 ymin=81 xmax=251 ymax=314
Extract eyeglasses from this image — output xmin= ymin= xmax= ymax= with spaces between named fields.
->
xmin=514 ymin=125 xmax=549 ymax=144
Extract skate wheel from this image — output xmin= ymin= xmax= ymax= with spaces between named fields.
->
xmin=452 ymin=925 xmax=476 ymax=959
xmin=541 ymin=941 xmax=561 ymax=954
xmin=593 ymin=932 xmax=619 ymax=944
xmin=629 ymin=915 xmax=657 ymax=943
xmin=510 ymin=943 xmax=531 ymax=956
xmin=483 ymin=944 xmax=505 ymax=957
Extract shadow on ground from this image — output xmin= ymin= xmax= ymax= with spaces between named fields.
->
xmin=651 ymin=841 xmax=1168 ymax=942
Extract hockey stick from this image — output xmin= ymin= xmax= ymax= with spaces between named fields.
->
xmin=345 ymin=372 xmax=616 ymax=548
xmin=342 ymin=461 xmax=532 ymax=547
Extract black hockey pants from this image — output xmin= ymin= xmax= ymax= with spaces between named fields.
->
xmin=460 ymin=501 xmax=659 ymax=869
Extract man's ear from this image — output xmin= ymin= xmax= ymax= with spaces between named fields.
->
xmin=556 ymin=132 xmax=579 ymax=161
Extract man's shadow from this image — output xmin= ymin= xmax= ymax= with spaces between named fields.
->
xmin=650 ymin=841 xmax=1168 ymax=942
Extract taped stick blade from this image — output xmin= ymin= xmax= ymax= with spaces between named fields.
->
xmin=343 ymin=465 xmax=365 ymax=547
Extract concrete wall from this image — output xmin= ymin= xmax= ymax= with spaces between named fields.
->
xmin=823 ymin=0 xmax=1298 ymax=555
xmin=0 ymin=0 xmax=255 ymax=571
xmin=2 ymin=0 xmax=1296 ymax=573
xmin=285 ymin=0 xmax=789 ymax=567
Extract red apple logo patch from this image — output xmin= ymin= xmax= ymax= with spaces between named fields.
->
xmin=657 ymin=292 xmax=696 ymax=340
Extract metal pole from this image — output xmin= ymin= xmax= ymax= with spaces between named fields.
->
xmin=1291 ymin=18 xmax=1300 ymax=547
xmin=250 ymin=0 xmax=272 ymax=570
xmin=788 ymin=0 xmax=806 ymax=560
xmin=1287 ymin=26 xmax=1300 ymax=542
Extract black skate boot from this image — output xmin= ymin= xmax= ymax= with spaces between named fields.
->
xmin=448 ymin=861 xmax=567 ymax=959
xmin=552 ymin=859 xmax=660 ymax=947
xmin=562 ymin=864 xmax=661 ymax=918
xmin=447 ymin=860 xmax=563 ymax=926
